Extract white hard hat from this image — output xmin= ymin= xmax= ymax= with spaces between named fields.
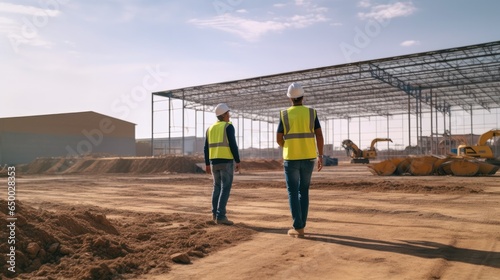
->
xmin=287 ymin=82 xmax=304 ymax=98
xmin=215 ymin=103 xmax=230 ymax=116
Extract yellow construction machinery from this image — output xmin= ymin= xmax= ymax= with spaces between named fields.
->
xmin=457 ymin=129 xmax=500 ymax=161
xmin=364 ymin=129 xmax=500 ymax=176
xmin=368 ymin=156 xmax=499 ymax=177
xmin=342 ymin=138 xmax=392 ymax=164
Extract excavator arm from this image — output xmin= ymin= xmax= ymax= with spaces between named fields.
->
xmin=342 ymin=138 xmax=392 ymax=164
xmin=369 ymin=138 xmax=393 ymax=150
xmin=477 ymin=130 xmax=500 ymax=145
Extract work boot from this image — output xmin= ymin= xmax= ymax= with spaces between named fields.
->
xmin=287 ymin=228 xmax=305 ymax=238
xmin=216 ymin=218 xmax=234 ymax=225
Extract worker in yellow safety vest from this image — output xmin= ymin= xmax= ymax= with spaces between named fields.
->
xmin=277 ymin=82 xmax=324 ymax=237
xmin=204 ymin=103 xmax=241 ymax=225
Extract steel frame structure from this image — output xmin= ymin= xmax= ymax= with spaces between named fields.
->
xmin=152 ymin=40 xmax=500 ymax=156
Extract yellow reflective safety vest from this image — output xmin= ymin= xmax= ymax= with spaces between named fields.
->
xmin=280 ymin=106 xmax=317 ymax=160
xmin=207 ymin=121 xmax=234 ymax=159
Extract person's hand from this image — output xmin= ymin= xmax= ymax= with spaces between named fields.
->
xmin=317 ymin=156 xmax=323 ymax=172
xmin=205 ymin=165 xmax=211 ymax=174
xmin=235 ymin=163 xmax=241 ymax=173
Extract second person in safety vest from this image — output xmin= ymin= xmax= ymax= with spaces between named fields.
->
xmin=204 ymin=103 xmax=241 ymax=226
xmin=277 ymin=82 xmax=324 ymax=238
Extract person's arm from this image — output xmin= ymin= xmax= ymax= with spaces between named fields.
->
xmin=204 ymin=133 xmax=211 ymax=174
xmin=226 ymin=124 xmax=241 ymax=172
xmin=314 ymin=115 xmax=324 ymax=171
xmin=315 ymin=127 xmax=324 ymax=171
xmin=276 ymin=119 xmax=285 ymax=147
xmin=277 ymin=133 xmax=285 ymax=147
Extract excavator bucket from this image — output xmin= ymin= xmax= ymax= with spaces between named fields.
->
xmin=368 ymin=159 xmax=397 ymax=176
xmin=433 ymin=157 xmax=452 ymax=175
xmin=476 ymin=161 xmax=500 ymax=175
xmin=409 ymin=156 xmax=439 ymax=176
xmin=388 ymin=157 xmax=406 ymax=167
xmin=485 ymin=158 xmax=500 ymax=166
xmin=449 ymin=159 xmax=479 ymax=176
xmin=436 ymin=159 xmax=455 ymax=175
xmin=367 ymin=154 xmax=498 ymax=177
xmin=396 ymin=157 xmax=412 ymax=175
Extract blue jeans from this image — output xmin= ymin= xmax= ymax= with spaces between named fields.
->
xmin=284 ymin=159 xmax=315 ymax=229
xmin=211 ymin=162 xmax=234 ymax=220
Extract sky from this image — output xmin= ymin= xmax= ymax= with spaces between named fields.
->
xmin=1 ymin=0 xmax=500 ymax=139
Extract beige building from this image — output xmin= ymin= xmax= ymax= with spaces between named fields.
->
xmin=0 ymin=111 xmax=135 ymax=165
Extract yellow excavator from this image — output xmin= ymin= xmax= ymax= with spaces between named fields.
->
xmin=457 ymin=129 xmax=500 ymax=160
xmin=342 ymin=138 xmax=392 ymax=164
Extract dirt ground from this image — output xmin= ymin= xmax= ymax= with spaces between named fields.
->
xmin=2 ymin=159 xmax=500 ymax=279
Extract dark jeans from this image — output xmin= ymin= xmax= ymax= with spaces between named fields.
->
xmin=211 ymin=162 xmax=234 ymax=220
xmin=284 ymin=159 xmax=315 ymax=229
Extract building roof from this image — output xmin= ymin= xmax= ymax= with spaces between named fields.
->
xmin=154 ymin=40 xmax=500 ymax=122
xmin=0 ymin=111 xmax=135 ymax=136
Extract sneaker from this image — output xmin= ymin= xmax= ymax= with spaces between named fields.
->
xmin=287 ymin=228 xmax=305 ymax=238
xmin=216 ymin=218 xmax=234 ymax=225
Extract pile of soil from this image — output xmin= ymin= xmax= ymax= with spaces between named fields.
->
xmin=0 ymin=200 xmax=254 ymax=279
xmin=16 ymin=157 xmax=283 ymax=175
xmin=17 ymin=156 xmax=205 ymax=175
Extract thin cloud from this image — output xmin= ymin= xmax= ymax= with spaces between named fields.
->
xmin=0 ymin=2 xmax=60 ymax=17
xmin=7 ymin=33 xmax=52 ymax=49
xmin=357 ymin=0 xmax=372 ymax=8
xmin=0 ymin=16 xmax=16 ymax=32
xmin=295 ymin=0 xmax=307 ymax=6
xmin=0 ymin=2 xmax=63 ymax=51
xmin=295 ymin=0 xmax=328 ymax=13
xmin=401 ymin=40 xmax=420 ymax=47
xmin=189 ymin=15 xmax=289 ymax=42
xmin=358 ymin=2 xmax=416 ymax=21
xmin=189 ymin=1 xmax=329 ymax=42
xmin=190 ymin=13 xmax=328 ymax=42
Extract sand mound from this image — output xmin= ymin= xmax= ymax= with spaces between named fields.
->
xmin=17 ymin=156 xmax=283 ymax=175
xmin=0 ymin=200 xmax=254 ymax=279
xmin=17 ymin=156 xmax=205 ymax=175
